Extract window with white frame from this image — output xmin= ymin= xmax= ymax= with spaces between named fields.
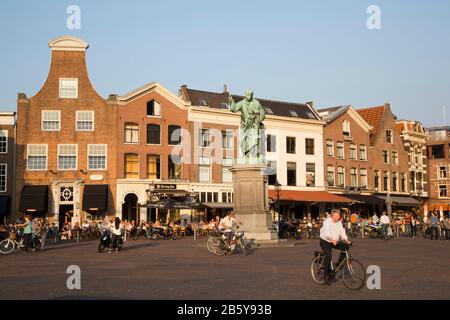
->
xmin=199 ymin=129 xmax=212 ymax=147
xmin=392 ymin=151 xmax=398 ymax=165
xmin=0 ymin=164 xmax=6 ymax=192
xmin=343 ymin=120 xmax=351 ymax=137
xmin=327 ymin=166 xmax=335 ymax=187
xmin=326 ymin=140 xmax=334 ymax=157
xmin=42 ymin=110 xmax=61 ymax=131
xmin=337 ymin=166 xmax=345 ymax=187
xmin=76 ymin=111 xmax=94 ymax=131
xmin=88 ymin=144 xmax=107 ymax=170
xmin=124 ymin=123 xmax=139 ymax=143
xmin=392 ymin=172 xmax=399 ymax=192
xmin=199 ymin=156 xmax=211 ymax=182
xmin=0 ymin=130 xmax=7 ymax=153
xmin=147 ymin=100 xmax=161 ymax=116
xmin=439 ymin=185 xmax=448 ymax=198
xmin=439 ymin=166 xmax=447 ymax=179
xmin=360 ymin=169 xmax=367 ymax=189
xmin=350 ymin=144 xmax=357 ymax=160
xmin=222 ymin=158 xmax=233 ymax=183
xmin=27 ymin=144 xmax=48 ymax=170
xmin=359 ymin=145 xmax=367 ymax=161
xmin=337 ymin=142 xmax=344 ymax=159
xmin=58 ymin=144 xmax=77 ymax=170
xmin=59 ymin=78 xmax=78 ymax=99
xmin=350 ymin=168 xmax=358 ymax=187
xmin=222 ymin=130 xmax=233 ymax=149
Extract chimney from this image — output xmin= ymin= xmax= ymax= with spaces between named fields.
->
xmin=223 ymin=84 xmax=228 ymax=93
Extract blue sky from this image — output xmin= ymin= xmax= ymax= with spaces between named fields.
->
xmin=0 ymin=0 xmax=449 ymax=126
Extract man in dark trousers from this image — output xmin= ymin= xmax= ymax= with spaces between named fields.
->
xmin=319 ymin=209 xmax=351 ymax=285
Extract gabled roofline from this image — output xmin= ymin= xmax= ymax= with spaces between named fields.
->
xmin=118 ymin=82 xmax=190 ymax=109
xmin=326 ymin=105 xmax=373 ymax=133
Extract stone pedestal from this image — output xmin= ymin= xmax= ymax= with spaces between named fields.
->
xmin=230 ymin=164 xmax=278 ymax=243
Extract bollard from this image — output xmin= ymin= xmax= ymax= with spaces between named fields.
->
xmin=76 ymin=230 xmax=80 ymax=243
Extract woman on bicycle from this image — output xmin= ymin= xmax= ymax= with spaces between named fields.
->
xmin=17 ymin=215 xmax=33 ymax=253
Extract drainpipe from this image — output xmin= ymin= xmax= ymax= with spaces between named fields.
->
xmin=11 ymin=112 xmax=17 ymax=224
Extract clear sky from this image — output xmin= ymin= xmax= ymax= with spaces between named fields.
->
xmin=1 ymin=0 xmax=449 ymax=127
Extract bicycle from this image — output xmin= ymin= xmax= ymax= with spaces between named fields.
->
xmin=0 ymin=230 xmax=25 ymax=254
xmin=310 ymin=242 xmax=366 ymax=290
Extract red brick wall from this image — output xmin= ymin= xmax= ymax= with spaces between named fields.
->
xmin=15 ymin=49 xmax=118 ymax=221
xmin=117 ymin=91 xmax=189 ymax=181
xmin=323 ymin=111 xmax=372 ymax=192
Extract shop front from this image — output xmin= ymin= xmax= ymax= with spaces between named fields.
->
xmin=268 ymin=190 xmax=353 ymax=219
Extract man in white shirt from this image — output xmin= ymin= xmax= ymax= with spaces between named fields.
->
xmin=380 ymin=212 xmax=390 ymax=238
xmin=319 ymin=209 xmax=351 ymax=285
xmin=219 ymin=211 xmax=242 ymax=244
xmin=372 ymin=213 xmax=380 ymax=224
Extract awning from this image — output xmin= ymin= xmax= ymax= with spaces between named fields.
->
xmin=343 ymin=194 xmax=385 ymax=205
xmin=428 ymin=203 xmax=449 ymax=211
xmin=82 ymin=185 xmax=109 ymax=212
xmin=202 ymin=202 xmax=234 ymax=209
xmin=19 ymin=185 xmax=49 ymax=213
xmin=268 ymin=190 xmax=353 ymax=203
xmin=0 ymin=196 xmax=10 ymax=215
xmin=376 ymin=195 xmax=419 ymax=207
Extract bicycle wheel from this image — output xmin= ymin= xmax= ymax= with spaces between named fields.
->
xmin=212 ymin=240 xmax=227 ymax=256
xmin=0 ymin=239 xmax=15 ymax=254
xmin=342 ymin=258 xmax=366 ymax=290
xmin=310 ymin=255 xmax=326 ymax=285
xmin=206 ymin=237 xmax=216 ymax=253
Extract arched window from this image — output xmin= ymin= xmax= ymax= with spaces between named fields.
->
xmin=343 ymin=120 xmax=351 ymax=137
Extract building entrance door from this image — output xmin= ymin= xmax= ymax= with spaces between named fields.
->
xmin=122 ymin=193 xmax=138 ymax=222
xmin=59 ymin=204 xmax=74 ymax=230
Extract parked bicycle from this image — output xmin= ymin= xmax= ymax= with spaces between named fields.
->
xmin=310 ymin=242 xmax=366 ymax=290
xmin=207 ymin=226 xmax=250 ymax=256
xmin=0 ymin=228 xmax=25 ymax=254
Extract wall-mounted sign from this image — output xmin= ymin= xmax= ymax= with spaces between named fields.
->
xmin=155 ymin=184 xmax=177 ymax=190
xmin=90 ymin=175 xmax=104 ymax=181
xmin=345 ymin=187 xmax=361 ymax=195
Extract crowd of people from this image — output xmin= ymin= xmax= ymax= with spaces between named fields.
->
xmin=1 ymin=209 xmax=448 ymax=254
xmin=281 ymin=210 xmax=450 ymax=241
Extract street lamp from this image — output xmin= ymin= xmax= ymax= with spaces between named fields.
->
xmin=274 ymin=180 xmax=282 ymax=237
xmin=417 ymin=185 xmax=424 ymax=216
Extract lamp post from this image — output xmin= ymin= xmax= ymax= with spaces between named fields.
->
xmin=416 ymin=185 xmax=423 ymax=216
xmin=274 ymin=181 xmax=282 ymax=237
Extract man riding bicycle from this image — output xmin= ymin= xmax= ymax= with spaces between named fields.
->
xmin=219 ymin=210 xmax=242 ymax=246
xmin=319 ymin=209 xmax=351 ymax=286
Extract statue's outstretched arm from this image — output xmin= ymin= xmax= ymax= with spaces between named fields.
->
xmin=228 ymin=95 xmax=240 ymax=112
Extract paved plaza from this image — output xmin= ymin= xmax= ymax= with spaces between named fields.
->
xmin=0 ymin=237 xmax=449 ymax=300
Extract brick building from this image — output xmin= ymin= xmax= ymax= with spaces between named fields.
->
xmin=318 ymin=106 xmax=385 ymax=212
xmin=425 ymin=126 xmax=450 ymax=218
xmin=357 ymin=104 xmax=416 ymax=210
xmin=14 ymin=36 xmax=118 ymax=226
xmin=115 ymin=82 xmax=192 ymax=223
xmin=0 ymin=112 xmax=16 ymax=223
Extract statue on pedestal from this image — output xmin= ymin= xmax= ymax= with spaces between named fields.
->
xmin=228 ymin=90 xmax=265 ymax=161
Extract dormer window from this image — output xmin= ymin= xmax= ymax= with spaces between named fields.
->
xmin=59 ymin=78 xmax=78 ymax=99
xmin=147 ymin=100 xmax=161 ymax=117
